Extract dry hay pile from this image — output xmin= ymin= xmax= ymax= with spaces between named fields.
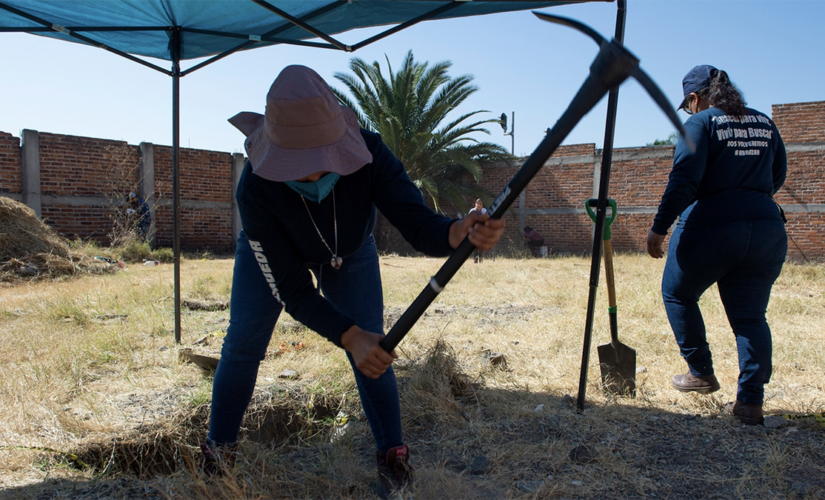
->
xmin=397 ymin=339 xmax=477 ymax=428
xmin=0 ymin=197 xmax=114 ymax=281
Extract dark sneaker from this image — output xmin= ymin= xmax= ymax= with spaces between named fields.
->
xmin=724 ymin=401 xmax=764 ymax=426
xmin=199 ymin=441 xmax=239 ymax=476
xmin=376 ymin=444 xmax=413 ymax=499
xmin=671 ymin=372 xmax=721 ymax=394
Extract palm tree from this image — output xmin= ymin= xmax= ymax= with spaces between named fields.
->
xmin=332 ymin=50 xmax=512 ymax=213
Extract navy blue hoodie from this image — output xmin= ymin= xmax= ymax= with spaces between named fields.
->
xmin=652 ymin=107 xmax=786 ymax=235
xmin=236 ymin=129 xmax=455 ymax=347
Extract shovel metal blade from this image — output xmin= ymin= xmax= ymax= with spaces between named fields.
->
xmin=179 ymin=350 xmax=220 ymax=373
xmin=597 ymin=341 xmax=636 ymax=396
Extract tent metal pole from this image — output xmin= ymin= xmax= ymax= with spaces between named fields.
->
xmin=172 ymin=27 xmax=182 ymax=345
xmin=350 ymin=2 xmax=461 ymax=51
xmin=250 ymin=0 xmax=350 ymax=51
xmin=576 ymin=0 xmax=626 ymax=412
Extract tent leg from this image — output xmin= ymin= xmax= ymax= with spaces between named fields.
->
xmin=172 ymin=28 xmax=182 ymax=345
xmin=576 ymin=0 xmax=627 ymax=412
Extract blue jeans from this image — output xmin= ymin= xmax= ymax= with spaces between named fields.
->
xmin=662 ymin=218 xmax=787 ymax=405
xmin=208 ymin=232 xmax=403 ymax=452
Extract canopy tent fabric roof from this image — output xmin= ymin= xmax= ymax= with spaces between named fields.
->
xmin=0 ymin=0 xmax=607 ymax=74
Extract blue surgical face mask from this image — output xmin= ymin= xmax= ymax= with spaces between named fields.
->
xmin=285 ymin=173 xmax=340 ymax=203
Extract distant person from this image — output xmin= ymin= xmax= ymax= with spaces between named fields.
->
xmin=202 ymin=65 xmax=505 ymax=497
xmin=646 ymin=65 xmax=787 ymax=426
xmin=127 ymin=192 xmax=150 ymax=241
xmin=467 ymin=199 xmax=488 ymax=263
xmin=522 ymin=226 xmax=545 ymax=257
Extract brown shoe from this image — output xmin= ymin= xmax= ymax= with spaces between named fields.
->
xmin=199 ymin=441 xmax=239 ymax=476
xmin=671 ymin=372 xmax=721 ymax=394
xmin=376 ymin=444 xmax=413 ymax=499
xmin=724 ymin=401 xmax=764 ymax=426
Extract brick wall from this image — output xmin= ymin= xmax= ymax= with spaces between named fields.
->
xmin=784 ymin=212 xmax=824 ymax=262
xmin=526 ymin=160 xmax=594 ymax=209
xmin=766 ymin=101 xmax=825 ymax=261
xmin=39 ymin=133 xmax=138 ymax=197
xmin=1 ymin=100 xmax=823 ymax=260
xmin=599 ymin=149 xmax=673 ymax=254
xmin=608 ymin=149 xmax=672 ymax=208
xmin=154 ymin=207 xmax=234 ymax=250
xmin=530 ymin=214 xmax=595 ymax=254
xmin=0 ymin=132 xmax=21 ymax=194
xmin=152 ymin=145 xmax=235 ymax=249
xmin=0 ymin=130 xmax=236 ymax=251
xmin=153 ymin=146 xmax=233 ymax=203
xmin=774 ymin=146 xmax=825 ymax=262
xmin=609 ymin=214 xmax=654 ymax=253
xmin=553 ymin=143 xmax=596 ymax=157
xmin=772 ymin=101 xmax=825 ymax=143
xmin=775 ymin=149 xmax=825 ymax=206
xmin=41 ymin=205 xmax=115 ymax=242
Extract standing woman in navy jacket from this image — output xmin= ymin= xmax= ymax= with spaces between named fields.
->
xmin=201 ymin=65 xmax=504 ymax=496
xmin=647 ymin=65 xmax=787 ymax=426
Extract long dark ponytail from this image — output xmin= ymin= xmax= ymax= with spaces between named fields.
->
xmin=698 ymin=69 xmax=747 ymax=116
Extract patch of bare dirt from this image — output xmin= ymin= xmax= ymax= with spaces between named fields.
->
xmin=384 ymin=304 xmax=559 ymax=330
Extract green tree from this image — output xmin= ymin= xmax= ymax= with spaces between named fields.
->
xmin=332 ymin=50 xmax=512 ymax=213
xmin=646 ymin=131 xmax=679 ymax=147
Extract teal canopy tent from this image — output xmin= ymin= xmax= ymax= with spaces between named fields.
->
xmin=0 ymin=0 xmax=616 ymax=360
xmin=0 ymin=1 xmax=609 ymax=66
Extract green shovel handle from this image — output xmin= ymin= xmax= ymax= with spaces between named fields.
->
xmin=585 ymin=198 xmax=617 ymax=240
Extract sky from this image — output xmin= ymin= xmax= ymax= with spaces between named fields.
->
xmin=1 ymin=0 xmax=823 ymax=158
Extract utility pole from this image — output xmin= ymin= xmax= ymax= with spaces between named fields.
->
xmin=501 ymin=112 xmax=525 ymax=248
xmin=500 ymin=111 xmax=515 ymax=154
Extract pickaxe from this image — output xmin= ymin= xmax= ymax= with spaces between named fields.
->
xmin=380 ymin=12 xmax=694 ymax=413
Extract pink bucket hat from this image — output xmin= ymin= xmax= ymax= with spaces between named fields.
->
xmin=228 ymin=65 xmax=372 ymax=182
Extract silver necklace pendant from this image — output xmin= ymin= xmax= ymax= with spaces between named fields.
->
xmin=302 ymin=189 xmax=343 ymax=270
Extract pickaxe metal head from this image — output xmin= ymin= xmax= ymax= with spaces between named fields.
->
xmin=533 ymin=11 xmax=695 ymax=152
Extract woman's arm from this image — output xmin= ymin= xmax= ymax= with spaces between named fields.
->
xmin=771 ymin=126 xmax=787 ymax=194
xmin=651 ymin=118 xmax=710 ymax=235
xmin=368 ymin=133 xmax=504 ymax=253
xmin=368 ymin=136 xmax=456 ymax=256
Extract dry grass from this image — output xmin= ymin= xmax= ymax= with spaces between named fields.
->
xmin=0 ymin=253 xmax=823 ymax=499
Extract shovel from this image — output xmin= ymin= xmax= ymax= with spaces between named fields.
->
xmin=179 ymin=348 xmax=219 ymax=373
xmin=586 ymin=199 xmax=636 ymax=396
